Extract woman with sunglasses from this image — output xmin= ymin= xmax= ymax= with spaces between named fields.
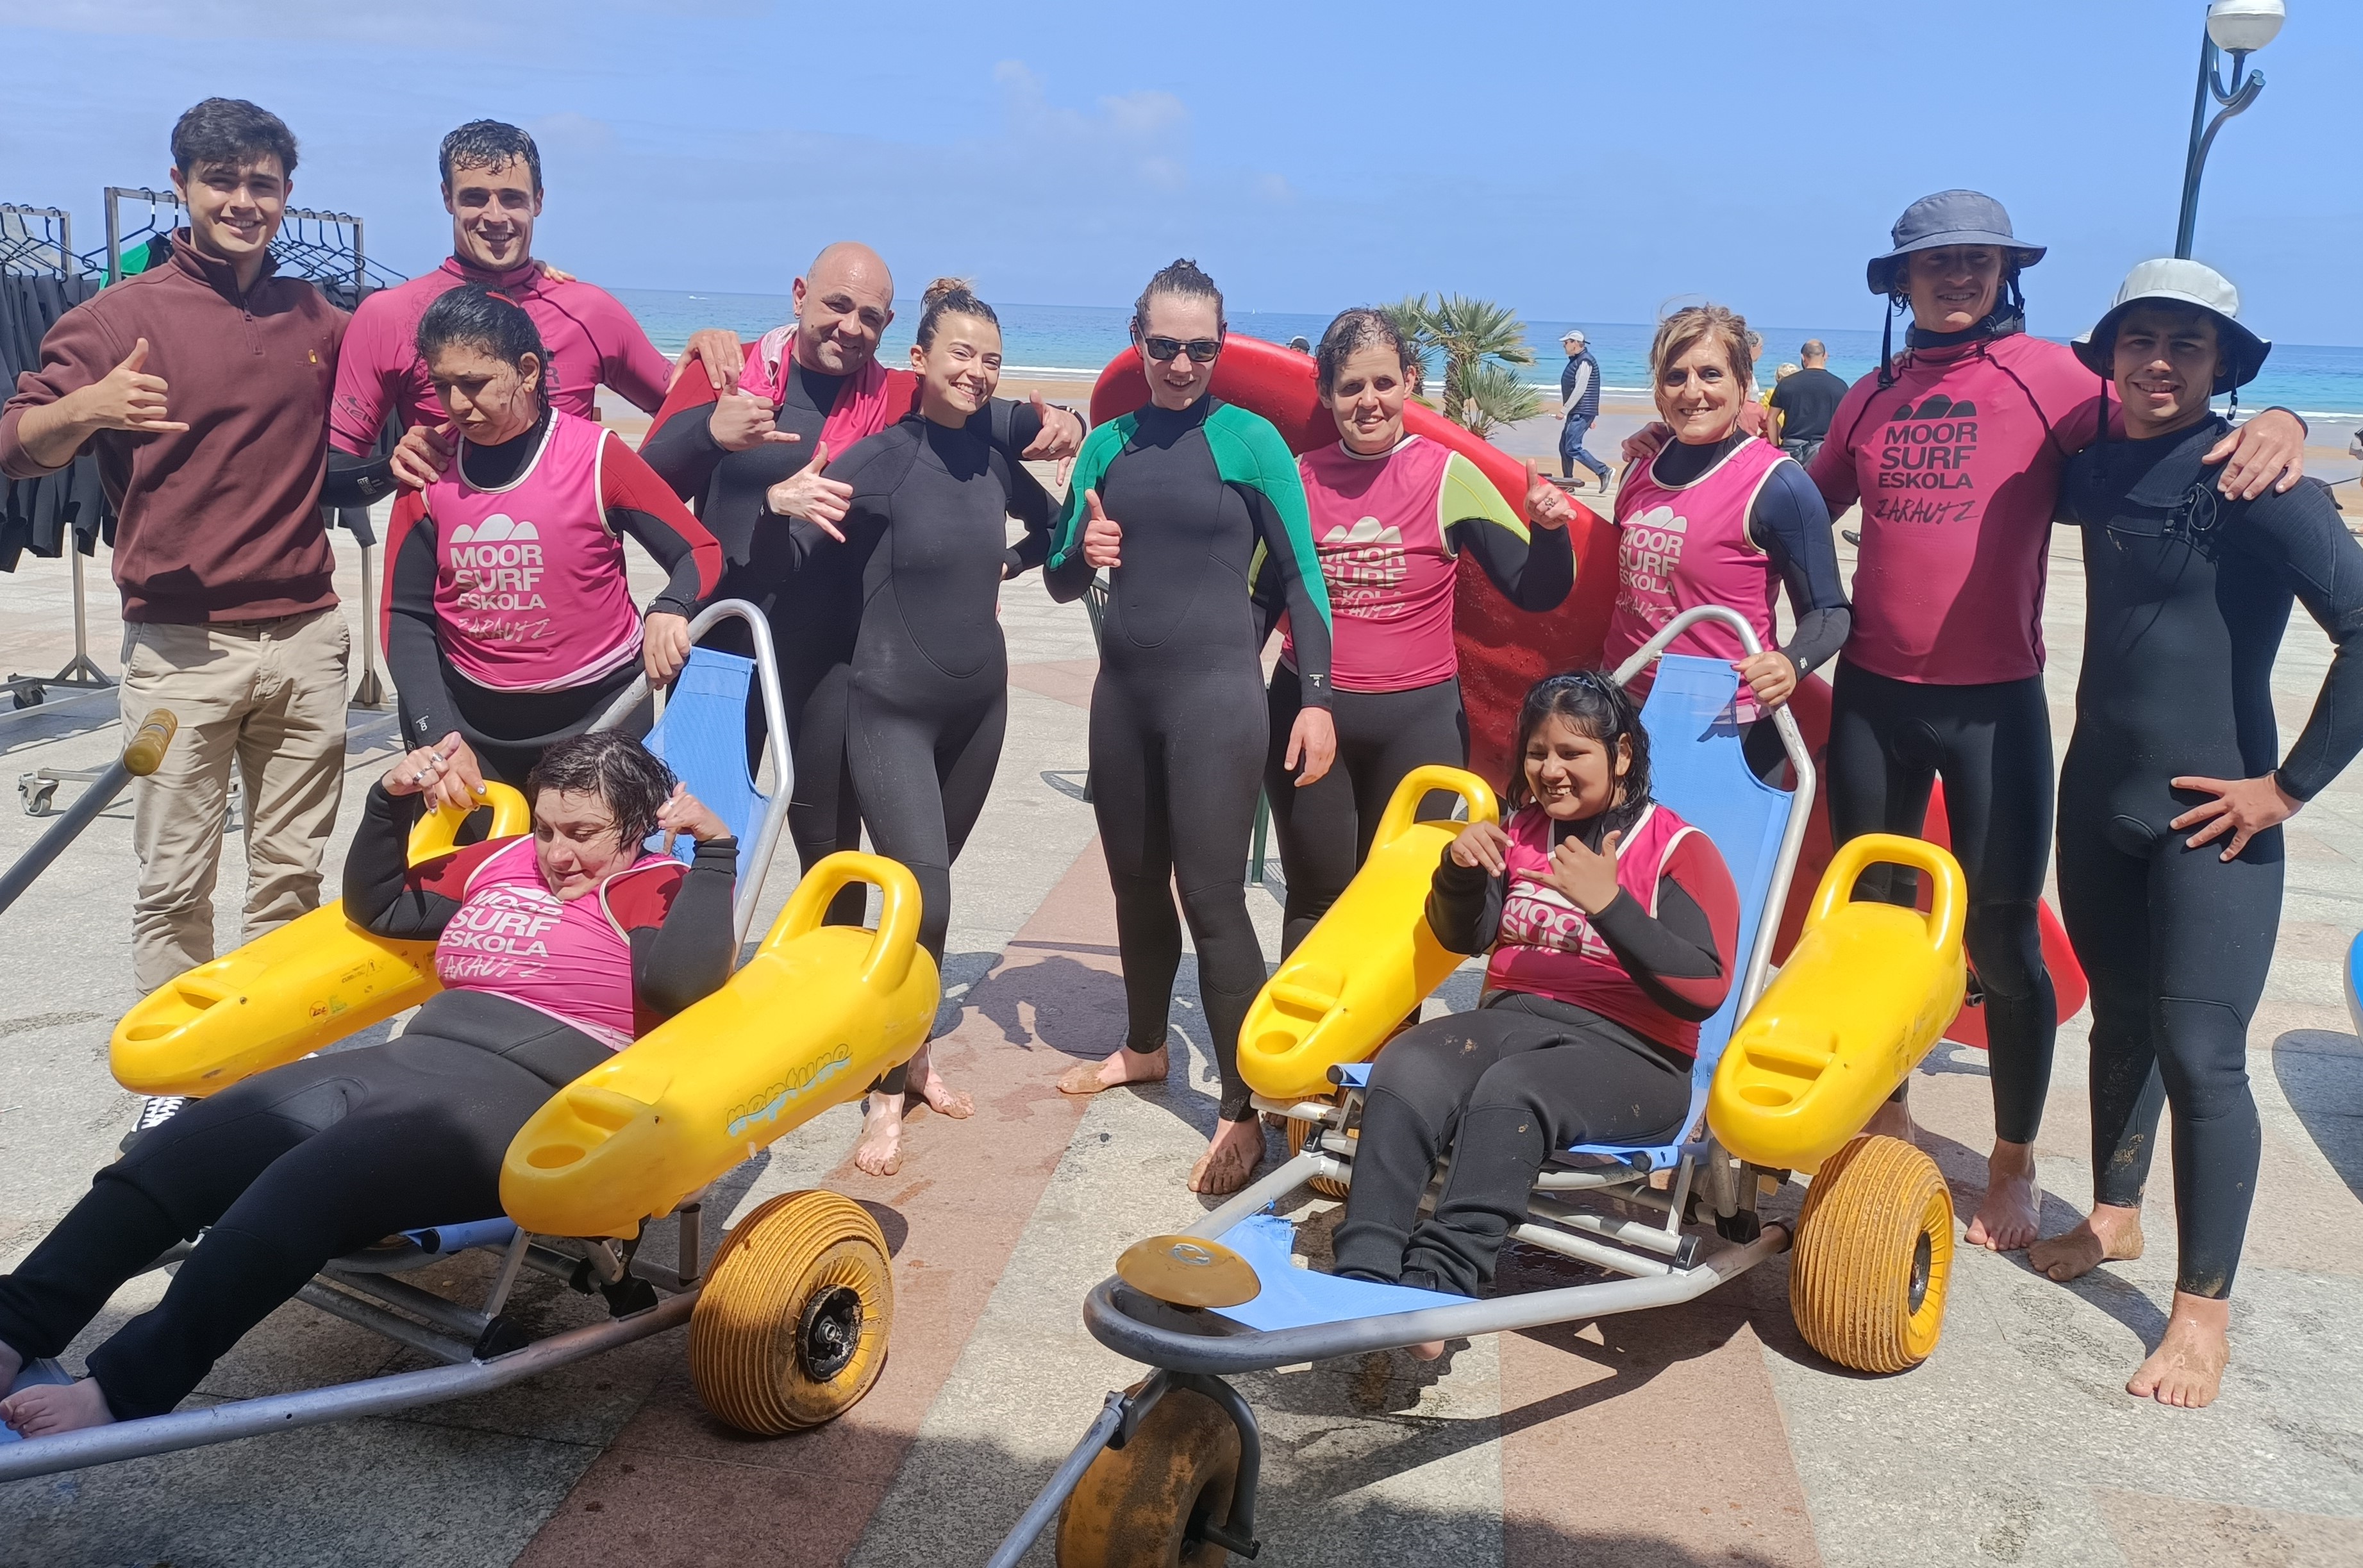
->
xmin=1045 ymin=258 xmax=1336 ymax=1195
xmin=1265 ymin=306 xmax=1578 ymax=956
xmin=1606 ymin=303 xmax=1849 ymax=780
xmin=1333 ymin=671 xmax=1737 ymax=1327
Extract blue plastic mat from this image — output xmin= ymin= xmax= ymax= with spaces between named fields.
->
xmin=1209 ymin=1212 xmax=1469 ymax=1333
xmin=0 ymin=1358 xmax=76 ymax=1444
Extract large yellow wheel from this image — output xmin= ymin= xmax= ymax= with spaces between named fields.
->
xmin=1056 ymin=1385 xmax=1241 ymax=1568
xmin=1282 ymin=1104 xmax=1349 ymax=1199
xmin=1789 ymin=1134 xmax=1953 ymax=1374
xmin=689 ymin=1190 xmax=892 ymax=1433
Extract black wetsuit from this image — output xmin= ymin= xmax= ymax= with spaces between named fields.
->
xmin=1643 ymin=431 xmax=1853 ymax=778
xmin=640 ymin=362 xmax=1045 ymax=922
xmin=0 ymin=786 xmax=735 ymax=1419
xmin=2056 ymin=419 xmax=2363 ymax=1298
xmin=793 ymin=414 xmax=1056 ymax=968
xmin=1046 ymin=397 xmax=1334 ymax=1122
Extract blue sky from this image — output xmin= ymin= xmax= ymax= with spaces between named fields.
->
xmin=4 ymin=1 xmax=2360 ymax=342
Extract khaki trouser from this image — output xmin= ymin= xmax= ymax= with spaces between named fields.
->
xmin=119 ymin=609 xmax=351 ymax=992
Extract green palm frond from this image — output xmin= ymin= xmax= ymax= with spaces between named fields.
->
xmin=1451 ymin=358 xmax=1545 ymax=438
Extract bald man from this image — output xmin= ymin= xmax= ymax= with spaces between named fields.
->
xmin=639 ymin=243 xmax=1082 ymax=1174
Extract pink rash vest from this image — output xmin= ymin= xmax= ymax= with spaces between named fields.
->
xmin=330 ymin=257 xmax=673 ymax=453
xmin=1807 ymin=333 xmax=2104 ymax=685
xmin=433 ymin=837 xmax=680 ymax=1052
xmin=1286 ymin=435 xmax=1541 ymax=692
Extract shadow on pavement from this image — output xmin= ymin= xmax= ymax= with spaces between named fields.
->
xmin=2271 ymin=1028 xmax=2363 ymax=1204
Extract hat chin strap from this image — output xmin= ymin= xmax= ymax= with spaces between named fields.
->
xmin=1882 ymin=274 xmax=2026 ymax=388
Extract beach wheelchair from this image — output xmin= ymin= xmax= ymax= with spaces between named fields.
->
xmin=1 ymin=600 xmax=938 ymax=1479
xmin=992 ymin=606 xmax=1971 ymax=1567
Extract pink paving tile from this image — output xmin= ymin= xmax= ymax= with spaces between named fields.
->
xmin=1007 ymin=658 xmax=1099 ymax=711
xmin=521 ymin=841 xmax=1121 ymax=1565
xmin=2097 ymin=1487 xmax=2363 ymax=1567
xmin=1498 ymin=1257 xmax=1822 ymax=1567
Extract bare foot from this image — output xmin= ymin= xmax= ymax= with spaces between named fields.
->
xmin=1408 ymin=1340 xmax=1446 ymax=1361
xmin=1187 ymin=1115 xmax=1265 ymax=1196
xmin=852 ymin=1092 xmax=906 ymax=1177
xmin=1964 ymin=1139 xmax=2040 ymax=1252
xmin=1057 ymin=1044 xmax=1168 ymax=1097
xmin=2030 ymin=1203 xmax=2144 ymax=1282
xmin=0 ymin=1377 xmax=113 ymax=1438
xmin=905 ymin=1045 xmax=973 ymax=1119
xmin=1863 ymin=1092 xmax=1918 ymax=1146
xmin=2128 ymin=1292 xmax=2231 ymax=1408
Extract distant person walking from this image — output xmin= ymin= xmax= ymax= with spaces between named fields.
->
xmin=1767 ymin=340 xmax=1847 ymax=463
xmin=1556 ymin=329 xmax=1609 ymax=490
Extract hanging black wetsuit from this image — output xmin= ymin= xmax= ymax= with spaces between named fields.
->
xmin=1046 ymin=396 xmax=1334 ymax=1122
xmin=2055 ymin=417 xmax=2363 ymax=1299
xmin=640 ymin=362 xmax=1045 ymax=922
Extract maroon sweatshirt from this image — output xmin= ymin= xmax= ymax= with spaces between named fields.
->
xmin=0 ymin=233 xmax=346 ymax=624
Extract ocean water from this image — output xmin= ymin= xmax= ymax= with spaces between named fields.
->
xmin=615 ymin=289 xmax=2363 ymax=424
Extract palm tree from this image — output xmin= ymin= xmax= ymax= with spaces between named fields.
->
xmin=1389 ymin=294 xmax=1544 ymax=434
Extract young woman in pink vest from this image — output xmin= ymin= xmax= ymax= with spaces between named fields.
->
xmin=0 ymin=732 xmax=733 ymax=1438
xmin=1265 ymin=307 xmax=1581 ymax=955
xmin=1603 ymin=304 xmax=1849 ymax=781
xmin=1332 ymin=672 xmax=1737 ymax=1319
xmin=382 ymin=285 xmax=722 ymax=803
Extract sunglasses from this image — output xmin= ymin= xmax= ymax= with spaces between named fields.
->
xmin=1140 ymin=334 xmax=1224 ymax=365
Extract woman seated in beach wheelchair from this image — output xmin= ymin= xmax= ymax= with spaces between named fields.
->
xmin=0 ymin=732 xmax=738 ymax=1438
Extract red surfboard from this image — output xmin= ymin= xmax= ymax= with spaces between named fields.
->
xmin=1085 ymin=338 xmax=2085 ymax=1043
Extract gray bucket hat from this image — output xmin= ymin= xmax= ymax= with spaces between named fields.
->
xmin=2070 ymin=258 xmax=2270 ymax=393
xmin=1866 ymin=190 xmax=2047 ymax=295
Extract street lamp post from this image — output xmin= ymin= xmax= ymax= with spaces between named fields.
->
xmin=2175 ymin=0 xmax=2287 ymax=258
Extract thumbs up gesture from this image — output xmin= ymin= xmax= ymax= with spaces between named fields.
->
xmin=72 ymin=338 xmax=189 ymax=437
xmin=1080 ymin=488 xmax=1123 ymax=569
xmin=1545 ymin=827 xmax=1624 ymax=915
xmin=764 ymin=437 xmax=853 ymax=541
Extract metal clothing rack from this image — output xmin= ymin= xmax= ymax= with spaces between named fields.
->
xmin=3 ymin=202 xmax=112 ymax=710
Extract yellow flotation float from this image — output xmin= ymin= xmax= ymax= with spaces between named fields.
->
xmin=111 ymin=786 xmax=533 ymax=1097
xmin=501 ymin=851 xmax=939 ymax=1240
xmin=1239 ymin=765 xmax=1498 ymax=1103
xmin=1708 ymin=833 xmax=1967 ymax=1174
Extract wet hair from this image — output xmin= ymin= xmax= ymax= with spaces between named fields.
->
xmin=1649 ymin=304 xmax=1755 ymax=393
xmin=1131 ymin=258 xmax=1225 ymax=335
xmin=171 ymin=98 xmax=298 ymax=178
xmin=415 ymin=284 xmax=549 ymax=412
xmin=1314 ymin=306 xmax=1413 ymax=397
xmin=1505 ymin=671 xmax=1654 ymax=837
xmin=915 ymin=276 xmax=999 ymax=350
xmin=525 ymin=731 xmax=678 ymax=851
xmin=440 ymin=120 xmax=543 ymax=192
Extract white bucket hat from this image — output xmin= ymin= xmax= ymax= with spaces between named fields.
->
xmin=2071 ymin=258 xmax=2271 ymax=393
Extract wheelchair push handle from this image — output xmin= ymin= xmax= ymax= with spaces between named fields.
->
xmin=1810 ymin=833 xmax=1966 ymax=957
xmin=1370 ymin=765 xmax=1499 ymax=855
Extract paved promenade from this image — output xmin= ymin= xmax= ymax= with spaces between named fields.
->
xmin=0 ymin=449 xmax=2359 ymax=1566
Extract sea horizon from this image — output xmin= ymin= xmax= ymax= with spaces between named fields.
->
xmin=614 ymin=288 xmax=2363 ymax=428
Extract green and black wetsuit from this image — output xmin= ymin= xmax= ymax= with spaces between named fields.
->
xmin=1047 ymin=396 xmax=1332 ymax=1121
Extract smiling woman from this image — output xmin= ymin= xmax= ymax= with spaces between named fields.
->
xmin=774 ymin=276 xmax=1057 ymax=1178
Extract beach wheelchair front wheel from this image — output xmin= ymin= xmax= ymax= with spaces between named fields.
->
xmin=1057 ymin=1383 xmax=1241 ymax=1567
xmin=689 ymin=1189 xmax=893 ymax=1434
xmin=1789 ymin=1134 xmax=1953 ymax=1374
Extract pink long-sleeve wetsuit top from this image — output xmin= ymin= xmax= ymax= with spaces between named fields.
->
xmin=1807 ymin=333 xmax=2103 ymax=685
xmin=330 ymin=257 xmax=672 ymax=453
